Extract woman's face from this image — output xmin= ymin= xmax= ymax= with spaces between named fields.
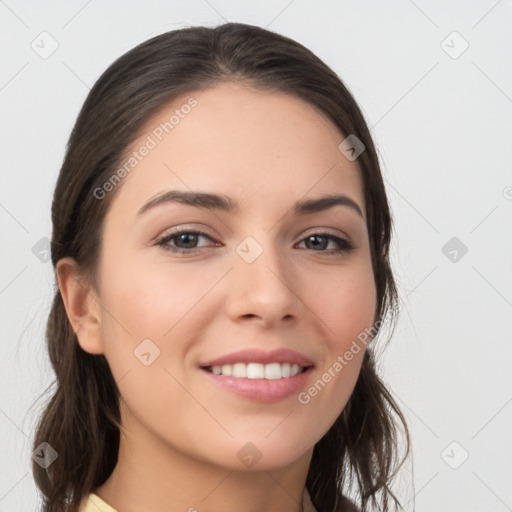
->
xmin=89 ymin=82 xmax=376 ymax=471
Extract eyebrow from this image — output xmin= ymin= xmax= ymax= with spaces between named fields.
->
xmin=137 ymin=190 xmax=364 ymax=219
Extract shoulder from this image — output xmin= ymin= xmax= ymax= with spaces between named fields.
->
xmin=79 ymin=493 xmax=118 ymax=512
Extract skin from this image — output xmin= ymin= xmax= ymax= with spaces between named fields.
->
xmin=57 ymin=82 xmax=377 ymax=512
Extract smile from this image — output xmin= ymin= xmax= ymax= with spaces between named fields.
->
xmin=203 ymin=362 xmax=307 ymax=379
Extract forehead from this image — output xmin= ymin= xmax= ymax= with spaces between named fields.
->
xmin=107 ymin=82 xmax=365 ymax=219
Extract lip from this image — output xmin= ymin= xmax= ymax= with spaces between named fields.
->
xmin=199 ymin=348 xmax=315 ymax=403
xmin=199 ymin=348 xmax=314 ymax=368
xmin=201 ymin=366 xmax=314 ymax=403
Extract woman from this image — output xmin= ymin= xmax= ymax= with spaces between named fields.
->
xmin=32 ymin=22 xmax=410 ymax=512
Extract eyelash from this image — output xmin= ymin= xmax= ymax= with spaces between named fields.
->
xmin=155 ymin=228 xmax=355 ymax=255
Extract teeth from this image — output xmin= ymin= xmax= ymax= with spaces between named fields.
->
xmin=207 ymin=362 xmax=305 ymax=379
xmin=264 ymin=363 xmax=281 ymax=379
xmin=221 ymin=364 xmax=232 ymax=376
xmin=232 ymin=363 xmax=247 ymax=378
xmin=248 ymin=363 xmax=265 ymax=379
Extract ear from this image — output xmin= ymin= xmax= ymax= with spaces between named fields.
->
xmin=56 ymin=257 xmax=105 ymax=355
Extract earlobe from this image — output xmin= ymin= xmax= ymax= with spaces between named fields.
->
xmin=56 ymin=257 xmax=105 ymax=355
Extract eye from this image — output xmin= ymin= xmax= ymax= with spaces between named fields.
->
xmin=156 ymin=229 xmax=217 ymax=254
xmin=156 ymin=228 xmax=355 ymax=255
xmin=296 ymin=232 xmax=355 ymax=254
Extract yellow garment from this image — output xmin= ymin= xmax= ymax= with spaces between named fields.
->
xmin=79 ymin=488 xmax=318 ymax=511
xmin=79 ymin=492 xmax=117 ymax=511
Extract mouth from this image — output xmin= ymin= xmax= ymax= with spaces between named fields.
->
xmin=201 ymin=362 xmax=310 ymax=379
xmin=198 ymin=348 xmax=315 ymax=402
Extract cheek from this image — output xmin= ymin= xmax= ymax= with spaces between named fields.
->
xmin=315 ymin=261 xmax=377 ymax=347
xmin=97 ymin=258 xmax=229 ymax=397
xmin=306 ymin=262 xmax=375 ymax=409
xmin=96 ymin=262 xmax=208 ymax=431
xmin=100 ymin=258 xmax=222 ymax=341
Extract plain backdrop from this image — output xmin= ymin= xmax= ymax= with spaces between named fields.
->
xmin=1 ymin=1 xmax=511 ymax=510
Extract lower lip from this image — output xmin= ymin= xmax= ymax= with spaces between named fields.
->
xmin=200 ymin=367 xmax=314 ymax=403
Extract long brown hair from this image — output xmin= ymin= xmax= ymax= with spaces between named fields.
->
xmin=32 ymin=22 xmax=410 ymax=511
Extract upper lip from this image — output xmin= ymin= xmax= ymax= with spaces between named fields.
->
xmin=199 ymin=348 xmax=314 ymax=368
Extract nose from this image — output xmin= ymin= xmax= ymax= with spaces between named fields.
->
xmin=224 ymin=237 xmax=301 ymax=328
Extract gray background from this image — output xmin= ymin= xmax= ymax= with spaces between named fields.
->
xmin=1 ymin=0 xmax=511 ymax=510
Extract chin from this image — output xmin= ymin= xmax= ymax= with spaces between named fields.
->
xmin=201 ymin=434 xmax=316 ymax=472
